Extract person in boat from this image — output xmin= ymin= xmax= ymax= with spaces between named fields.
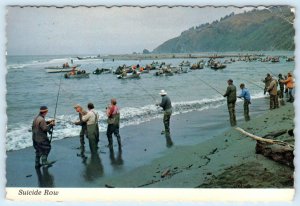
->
xmin=73 ymin=104 xmax=88 ymax=150
xmin=223 ymin=79 xmax=237 ymax=126
xmin=139 ymin=67 xmax=144 ymax=72
xmin=267 ymin=77 xmax=279 ymax=110
xmin=237 ymin=83 xmax=251 ymax=121
xmin=70 ymin=67 xmax=76 ymax=75
xmin=106 ymin=98 xmax=122 ymax=149
xmin=263 ymin=73 xmax=272 ymax=95
xmin=32 ymin=106 xmax=55 ymax=167
xmin=121 ymin=69 xmax=127 ymax=77
xmin=81 ymin=103 xmax=100 ymax=154
xmin=156 ymin=90 xmax=172 ymax=136
xmin=132 ymin=69 xmax=137 ymax=75
xmin=280 ymin=72 xmax=294 ymax=103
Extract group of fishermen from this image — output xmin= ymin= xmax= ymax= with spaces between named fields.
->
xmin=31 ymin=92 xmax=171 ymax=168
xmin=224 ymin=71 xmax=295 ymax=127
xmin=32 ymin=70 xmax=294 ymax=167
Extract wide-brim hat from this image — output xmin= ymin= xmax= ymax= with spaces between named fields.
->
xmin=159 ymin=90 xmax=167 ymax=95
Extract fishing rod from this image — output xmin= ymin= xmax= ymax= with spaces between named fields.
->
xmin=195 ymin=75 xmax=224 ymax=96
xmin=50 ymin=70 xmax=64 ymax=142
xmin=133 ymin=80 xmax=158 ymax=103
xmin=241 ymin=78 xmax=265 ymax=90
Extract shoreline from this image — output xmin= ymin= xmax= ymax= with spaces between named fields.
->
xmin=6 ymin=98 xmax=294 ymax=188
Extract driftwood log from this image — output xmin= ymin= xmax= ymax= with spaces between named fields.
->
xmin=235 ymin=127 xmax=294 ymax=168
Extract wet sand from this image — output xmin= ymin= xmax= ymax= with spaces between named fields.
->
xmin=6 ymin=98 xmax=294 ymax=188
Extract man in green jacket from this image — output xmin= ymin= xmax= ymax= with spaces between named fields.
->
xmin=223 ymin=79 xmax=237 ymax=126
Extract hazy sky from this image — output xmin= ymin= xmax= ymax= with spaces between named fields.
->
xmin=7 ymin=6 xmax=251 ymax=55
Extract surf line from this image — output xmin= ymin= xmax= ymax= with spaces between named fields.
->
xmin=50 ymin=70 xmax=64 ymax=143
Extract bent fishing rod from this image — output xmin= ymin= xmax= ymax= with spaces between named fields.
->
xmin=50 ymin=70 xmax=64 ymax=143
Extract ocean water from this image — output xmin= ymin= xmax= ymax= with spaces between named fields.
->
xmin=6 ymin=52 xmax=295 ymax=151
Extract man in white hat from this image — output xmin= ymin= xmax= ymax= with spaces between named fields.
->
xmin=156 ymin=90 xmax=172 ymax=135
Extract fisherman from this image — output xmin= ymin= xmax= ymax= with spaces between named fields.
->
xmin=267 ymin=77 xmax=279 ymax=109
xmin=121 ymin=69 xmax=127 ymax=77
xmin=263 ymin=73 xmax=272 ymax=95
xmin=280 ymin=72 xmax=294 ymax=103
xmin=237 ymin=83 xmax=251 ymax=121
xmin=74 ymin=104 xmax=88 ymax=150
xmin=81 ymin=103 xmax=99 ymax=154
xmin=223 ymin=79 xmax=237 ymax=126
xmin=156 ymin=90 xmax=172 ymax=135
xmin=32 ymin=106 xmax=55 ymax=167
xmin=106 ymin=98 xmax=121 ymax=149
xmin=278 ymin=74 xmax=285 ymax=100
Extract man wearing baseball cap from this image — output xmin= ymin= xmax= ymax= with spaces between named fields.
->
xmin=32 ymin=106 xmax=55 ymax=167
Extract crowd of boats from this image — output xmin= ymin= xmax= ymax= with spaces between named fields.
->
xmin=44 ymin=55 xmax=295 ymax=79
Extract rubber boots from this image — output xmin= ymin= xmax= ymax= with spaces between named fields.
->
xmin=41 ymin=155 xmax=55 ymax=166
xmin=117 ymin=136 xmax=122 ymax=148
xmin=35 ymin=155 xmax=41 ymax=168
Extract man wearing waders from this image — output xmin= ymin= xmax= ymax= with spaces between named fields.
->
xmin=223 ymin=79 xmax=237 ymax=126
xmin=156 ymin=90 xmax=172 ymax=135
xmin=81 ymin=103 xmax=99 ymax=154
xmin=32 ymin=106 xmax=55 ymax=167
xmin=74 ymin=104 xmax=87 ymax=149
xmin=237 ymin=83 xmax=251 ymax=121
xmin=106 ymin=98 xmax=121 ymax=149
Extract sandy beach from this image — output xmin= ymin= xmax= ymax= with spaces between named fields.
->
xmin=6 ymin=97 xmax=294 ymax=188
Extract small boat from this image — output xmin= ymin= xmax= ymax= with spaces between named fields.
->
xmin=46 ymin=68 xmax=78 ymax=73
xmin=64 ymin=70 xmax=90 ymax=79
xmin=93 ymin=68 xmax=112 ymax=74
xmin=45 ymin=64 xmax=81 ymax=70
xmin=117 ymin=72 xmax=141 ymax=79
xmin=77 ymin=55 xmax=101 ymax=60
xmin=211 ymin=64 xmax=226 ymax=70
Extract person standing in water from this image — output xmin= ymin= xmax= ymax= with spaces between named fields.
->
xmin=156 ymin=90 xmax=172 ymax=135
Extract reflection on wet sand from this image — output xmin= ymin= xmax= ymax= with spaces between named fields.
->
xmin=35 ymin=167 xmax=55 ymax=187
xmin=109 ymin=147 xmax=124 ymax=168
xmin=165 ymin=134 xmax=174 ymax=148
xmin=83 ymin=151 xmax=104 ymax=182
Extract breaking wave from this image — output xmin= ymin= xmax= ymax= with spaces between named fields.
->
xmin=6 ymin=93 xmax=265 ymax=151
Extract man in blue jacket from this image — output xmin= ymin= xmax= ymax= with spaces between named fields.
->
xmin=238 ymin=83 xmax=251 ymax=121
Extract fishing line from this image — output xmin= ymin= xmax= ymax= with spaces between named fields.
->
xmin=50 ymin=70 xmax=64 ymax=142
xmin=194 ymin=74 xmax=224 ymax=96
xmin=240 ymin=78 xmax=265 ymax=90
xmin=132 ymin=80 xmax=158 ymax=103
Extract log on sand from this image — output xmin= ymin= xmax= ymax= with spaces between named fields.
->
xmin=235 ymin=127 xmax=294 ymax=168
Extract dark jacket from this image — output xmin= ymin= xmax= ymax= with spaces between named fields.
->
xmin=75 ymin=111 xmax=87 ymax=128
xmin=32 ymin=114 xmax=52 ymax=143
xmin=224 ymin=84 xmax=237 ymax=103
xmin=159 ymin=95 xmax=172 ymax=111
